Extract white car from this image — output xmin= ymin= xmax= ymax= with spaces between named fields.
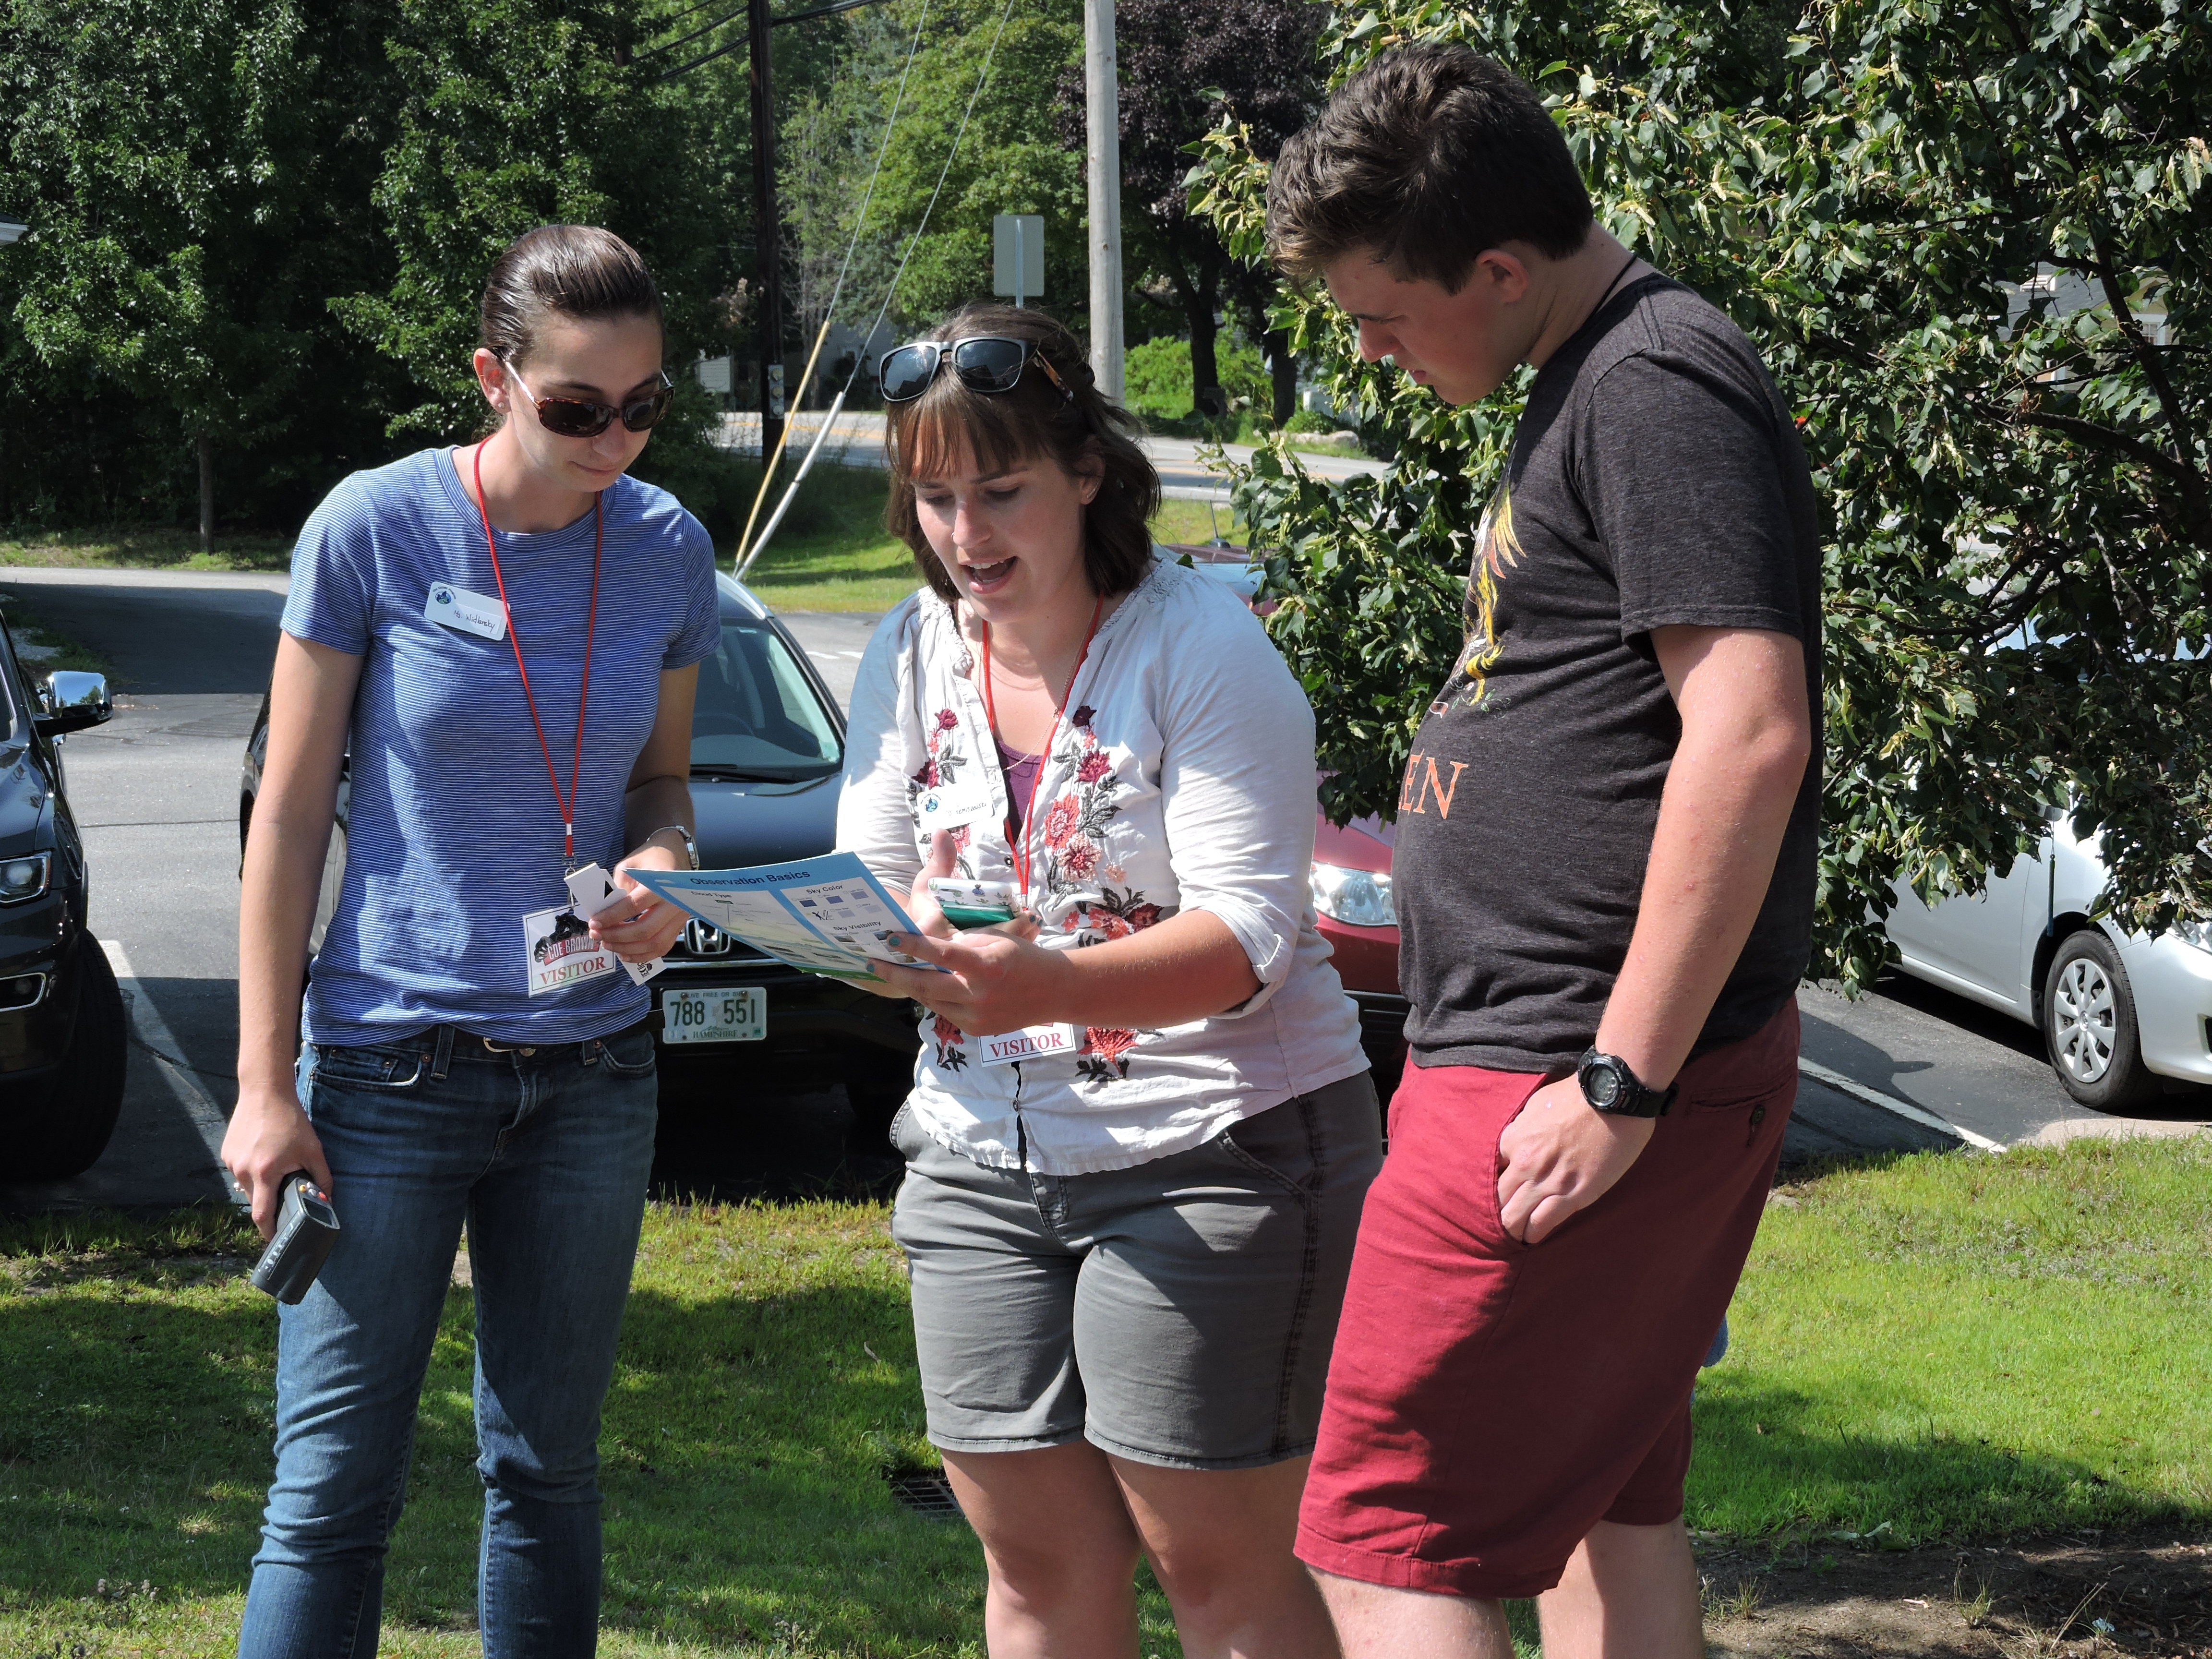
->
xmin=1885 ymin=816 xmax=2212 ymax=1109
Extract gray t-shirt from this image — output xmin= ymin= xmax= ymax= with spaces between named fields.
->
xmin=1393 ymin=276 xmax=1822 ymax=1073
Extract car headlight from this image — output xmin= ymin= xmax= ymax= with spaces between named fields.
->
xmin=2174 ymin=917 xmax=2212 ymax=954
xmin=0 ymin=853 xmax=49 ymax=905
xmin=1312 ymin=861 xmax=1395 ymax=928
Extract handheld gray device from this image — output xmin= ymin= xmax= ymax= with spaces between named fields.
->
xmin=249 ymin=1172 xmax=340 ymax=1305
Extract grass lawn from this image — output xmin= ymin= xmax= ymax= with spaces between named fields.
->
xmin=727 ymin=467 xmax=1246 ymax=616
xmin=8 ymin=1127 xmax=2204 ymax=1655
xmin=0 ymin=527 xmax=292 ymax=573
xmin=1693 ymin=1134 xmax=2212 ymax=1544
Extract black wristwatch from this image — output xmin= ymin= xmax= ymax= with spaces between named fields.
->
xmin=1576 ymin=1048 xmax=1677 ymax=1118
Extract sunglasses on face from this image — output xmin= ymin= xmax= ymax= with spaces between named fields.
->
xmin=503 ymin=361 xmax=674 ymax=438
xmin=878 ymin=337 xmax=1074 ymax=405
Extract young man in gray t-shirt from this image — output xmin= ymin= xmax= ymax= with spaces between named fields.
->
xmin=1264 ymin=43 xmax=1820 ymax=1659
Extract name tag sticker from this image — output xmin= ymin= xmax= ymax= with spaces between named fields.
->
xmin=521 ymin=903 xmax=622 ymax=997
xmin=980 ymin=1023 xmax=1080 ymax=1067
xmin=425 ymin=582 xmax=508 ymax=641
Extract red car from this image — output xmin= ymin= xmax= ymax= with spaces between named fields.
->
xmin=1311 ymin=813 xmax=1406 ymax=1098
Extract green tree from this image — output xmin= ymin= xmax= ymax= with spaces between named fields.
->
xmin=844 ymin=0 xmax=1087 ymax=338
xmin=1054 ymin=0 xmax=1323 ymax=421
xmin=1193 ymin=0 xmax=2211 ymax=987
xmin=334 ymin=0 xmax=739 ymax=445
xmin=0 ymin=0 xmax=406 ymax=542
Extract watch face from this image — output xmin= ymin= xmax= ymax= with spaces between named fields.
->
xmin=1587 ymin=1064 xmax=1622 ymax=1107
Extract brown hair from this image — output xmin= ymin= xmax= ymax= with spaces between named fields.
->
xmin=884 ymin=304 xmax=1159 ymax=604
xmin=480 ymin=224 xmax=664 ymax=368
xmin=1266 ymin=43 xmax=1593 ymax=291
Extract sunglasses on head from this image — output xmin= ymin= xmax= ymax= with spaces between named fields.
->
xmin=504 ymin=361 xmax=674 ymax=438
xmin=878 ymin=337 xmax=1074 ymax=405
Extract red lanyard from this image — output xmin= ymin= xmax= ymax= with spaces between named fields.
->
xmin=471 ymin=442 xmax=603 ymax=866
xmin=980 ymin=595 xmax=1104 ymax=900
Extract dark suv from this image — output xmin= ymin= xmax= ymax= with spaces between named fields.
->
xmin=0 ymin=617 xmax=126 ymax=1179
xmin=239 ymin=574 xmax=919 ymax=1136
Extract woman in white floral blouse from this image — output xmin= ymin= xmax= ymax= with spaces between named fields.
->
xmin=839 ymin=304 xmax=1379 ymax=1659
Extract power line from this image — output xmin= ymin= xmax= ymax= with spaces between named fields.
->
xmin=733 ymin=0 xmax=933 ymax=566
xmin=648 ymin=0 xmax=895 ymax=81
xmin=636 ymin=0 xmax=742 ymax=58
xmin=739 ymin=0 xmax=1023 ymax=577
xmin=635 ymin=1 xmax=746 ymax=65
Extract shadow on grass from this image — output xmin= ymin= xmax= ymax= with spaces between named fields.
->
xmin=1689 ymin=1378 xmax=2209 ymax=1545
xmin=0 ymin=1254 xmax=995 ymax=1651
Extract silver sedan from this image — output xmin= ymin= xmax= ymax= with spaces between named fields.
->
xmin=1886 ymin=818 xmax=2212 ymax=1109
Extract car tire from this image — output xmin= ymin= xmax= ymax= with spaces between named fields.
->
xmin=18 ymin=940 xmax=130 ymax=1180
xmin=2041 ymin=929 xmax=2159 ymax=1111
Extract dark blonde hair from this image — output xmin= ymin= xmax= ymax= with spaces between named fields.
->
xmin=885 ymin=304 xmax=1159 ymax=603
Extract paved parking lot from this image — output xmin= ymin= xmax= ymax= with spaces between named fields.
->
xmin=1 ymin=564 xmax=2199 ymax=1214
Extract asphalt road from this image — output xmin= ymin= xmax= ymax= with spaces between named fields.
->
xmin=715 ymin=410 xmax=1389 ymax=501
xmin=1 ymin=565 xmax=2200 ymax=1214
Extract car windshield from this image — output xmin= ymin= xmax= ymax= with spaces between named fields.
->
xmin=690 ymin=619 xmax=842 ymax=782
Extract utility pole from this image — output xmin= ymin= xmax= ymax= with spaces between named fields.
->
xmin=1082 ymin=0 xmax=1124 ymax=401
xmin=748 ymin=0 xmax=784 ymax=462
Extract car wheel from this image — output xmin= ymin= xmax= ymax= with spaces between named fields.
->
xmin=17 ymin=940 xmax=130 ymax=1179
xmin=2042 ymin=930 xmax=2159 ymax=1111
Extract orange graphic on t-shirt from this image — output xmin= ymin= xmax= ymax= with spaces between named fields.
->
xmin=1456 ymin=480 xmax=1522 ymax=709
xmin=1399 ymin=753 xmax=1470 ymax=818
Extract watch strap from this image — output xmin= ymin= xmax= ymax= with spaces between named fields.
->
xmin=1576 ymin=1047 xmax=1677 ymax=1118
xmin=645 ymin=824 xmax=700 ymax=870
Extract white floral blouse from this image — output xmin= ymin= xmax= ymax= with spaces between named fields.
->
xmin=837 ymin=554 xmax=1369 ymax=1176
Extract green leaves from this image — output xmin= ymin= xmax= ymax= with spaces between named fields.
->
xmin=1192 ymin=0 xmax=2212 ymax=988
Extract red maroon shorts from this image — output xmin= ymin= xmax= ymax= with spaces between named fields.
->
xmin=1295 ymin=1002 xmax=1799 ymax=1600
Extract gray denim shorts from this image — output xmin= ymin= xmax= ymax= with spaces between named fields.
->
xmin=890 ymin=1070 xmax=1384 ymax=1470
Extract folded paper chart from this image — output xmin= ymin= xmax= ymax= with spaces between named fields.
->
xmin=629 ymin=852 xmax=940 ymax=980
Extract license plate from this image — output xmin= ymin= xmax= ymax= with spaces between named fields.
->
xmin=660 ymin=986 xmax=767 ymax=1044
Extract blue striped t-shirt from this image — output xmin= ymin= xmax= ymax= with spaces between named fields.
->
xmin=282 ymin=447 xmax=721 ymax=1046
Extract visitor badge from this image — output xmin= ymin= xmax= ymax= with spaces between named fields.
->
xmin=980 ymin=1023 xmax=1080 ymax=1067
xmin=520 ymin=902 xmax=622 ymax=996
xmin=564 ymin=862 xmax=666 ymax=986
xmin=424 ymin=582 xmax=508 ymax=640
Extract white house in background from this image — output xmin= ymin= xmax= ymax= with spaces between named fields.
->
xmin=0 ymin=220 xmax=26 ymax=245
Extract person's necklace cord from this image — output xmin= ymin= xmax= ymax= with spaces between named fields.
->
xmin=980 ymin=595 xmax=1104 ymax=903
xmin=470 ymin=441 xmax=604 ymax=869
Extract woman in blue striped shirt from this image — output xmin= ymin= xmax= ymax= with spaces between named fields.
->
xmin=223 ymin=225 xmax=720 ymax=1659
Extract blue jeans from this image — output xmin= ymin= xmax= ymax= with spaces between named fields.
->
xmin=238 ymin=1022 xmax=658 ymax=1659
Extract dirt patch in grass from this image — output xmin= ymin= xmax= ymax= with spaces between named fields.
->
xmin=1698 ymin=1527 xmax=2212 ymax=1657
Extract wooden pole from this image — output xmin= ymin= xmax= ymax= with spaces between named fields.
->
xmin=748 ymin=0 xmax=784 ymax=462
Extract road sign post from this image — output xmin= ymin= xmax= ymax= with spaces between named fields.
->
xmin=993 ymin=214 xmax=1045 ymax=309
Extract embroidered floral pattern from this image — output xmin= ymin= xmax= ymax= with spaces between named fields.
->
xmin=1042 ymin=793 xmax=1082 ymax=849
xmin=1012 ymin=711 xmax=1172 ymax=1088
xmin=931 ymin=1014 xmax=968 ymax=1072
xmin=1072 ymin=888 xmax=1166 ymax=942
xmin=1058 ymin=836 xmax=1100 ymax=879
xmin=1077 ymin=1026 xmax=1139 ymax=1083
xmin=908 ymin=708 xmax=970 ymax=813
